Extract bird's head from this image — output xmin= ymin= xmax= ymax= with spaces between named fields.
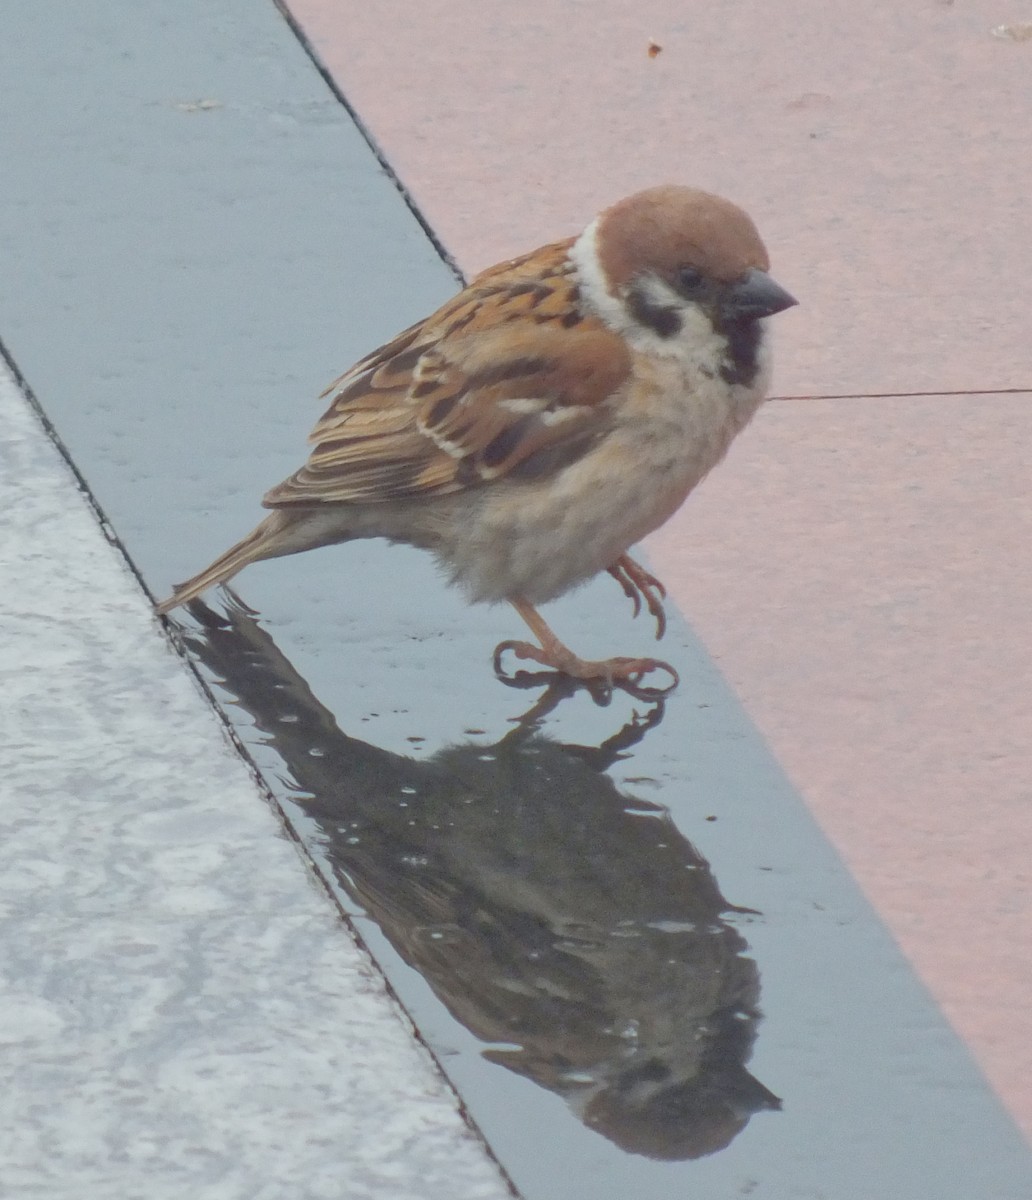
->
xmin=572 ymin=185 xmax=797 ymax=377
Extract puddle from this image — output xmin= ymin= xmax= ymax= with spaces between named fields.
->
xmin=186 ymin=599 xmax=778 ymax=1168
xmin=176 ymin=595 xmax=1030 ymax=1198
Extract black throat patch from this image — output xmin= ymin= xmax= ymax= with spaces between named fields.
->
xmin=719 ymin=319 xmax=763 ymax=387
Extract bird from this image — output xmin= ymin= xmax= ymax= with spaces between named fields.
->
xmin=156 ymin=185 xmax=796 ymax=692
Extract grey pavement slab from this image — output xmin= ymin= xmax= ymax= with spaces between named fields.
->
xmin=0 ymin=363 xmax=509 ymax=1200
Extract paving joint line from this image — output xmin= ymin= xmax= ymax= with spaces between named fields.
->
xmin=2 ymin=325 xmax=523 ymax=1198
xmin=272 ymin=0 xmax=466 ymax=288
xmin=0 ymin=334 xmax=131 ymax=563
xmin=0 ymin=333 xmax=310 ymax=880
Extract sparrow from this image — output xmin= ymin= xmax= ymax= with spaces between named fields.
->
xmin=156 ymin=185 xmax=796 ymax=691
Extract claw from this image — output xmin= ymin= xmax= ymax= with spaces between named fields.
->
xmin=608 ymin=562 xmax=643 ymax=620
xmin=607 ymin=555 xmax=668 ymax=640
xmin=497 ymin=595 xmax=680 ymax=705
xmin=493 ymin=638 xmax=679 ymax=704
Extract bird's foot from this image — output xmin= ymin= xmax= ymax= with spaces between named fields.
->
xmin=607 ymin=555 xmax=668 ymax=640
xmin=493 ymin=639 xmax=679 ymax=704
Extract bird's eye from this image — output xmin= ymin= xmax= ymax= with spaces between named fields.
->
xmin=677 ymin=266 xmax=704 ymax=292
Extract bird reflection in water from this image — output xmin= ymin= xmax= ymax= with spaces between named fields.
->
xmin=182 ymin=596 xmax=781 ymax=1160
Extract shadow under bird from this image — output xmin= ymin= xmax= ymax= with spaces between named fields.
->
xmin=157 ymin=184 xmax=797 ymax=690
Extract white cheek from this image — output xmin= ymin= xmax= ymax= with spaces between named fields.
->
xmin=665 ymin=300 xmax=731 ymax=371
xmin=571 ymin=225 xmax=735 ymax=372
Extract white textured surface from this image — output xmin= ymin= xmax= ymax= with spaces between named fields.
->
xmin=0 ymin=363 xmax=509 ymax=1200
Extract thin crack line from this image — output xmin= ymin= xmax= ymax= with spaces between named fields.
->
xmin=770 ymin=387 xmax=1032 ymax=401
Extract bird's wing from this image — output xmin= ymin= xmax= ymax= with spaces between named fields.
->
xmin=262 ymin=240 xmax=632 ymax=507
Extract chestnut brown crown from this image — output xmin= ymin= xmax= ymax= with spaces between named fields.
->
xmin=595 ymin=185 xmax=772 ymax=293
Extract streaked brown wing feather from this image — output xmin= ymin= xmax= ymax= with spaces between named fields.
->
xmin=263 ymin=240 xmax=631 ymax=508
xmin=314 ymin=321 xmax=427 ymax=406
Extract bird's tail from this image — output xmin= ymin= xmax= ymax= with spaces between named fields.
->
xmin=154 ymin=511 xmax=291 ymax=615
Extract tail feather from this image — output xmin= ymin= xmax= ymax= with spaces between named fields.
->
xmin=155 ymin=512 xmax=288 ymax=615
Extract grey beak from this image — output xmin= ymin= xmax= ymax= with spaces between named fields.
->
xmin=725 ymin=268 xmax=798 ymax=320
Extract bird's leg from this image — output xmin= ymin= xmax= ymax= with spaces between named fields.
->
xmin=607 ymin=554 xmax=668 ymax=640
xmin=493 ymin=596 xmax=679 ymax=699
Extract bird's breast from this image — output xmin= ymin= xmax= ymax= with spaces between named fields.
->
xmin=443 ymin=335 xmax=772 ymax=606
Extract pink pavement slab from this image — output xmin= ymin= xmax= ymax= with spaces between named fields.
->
xmin=648 ymin=393 xmax=1032 ymax=1136
xmin=290 ymin=0 xmax=1032 ymax=398
xmin=286 ymin=0 xmax=1032 ymax=1138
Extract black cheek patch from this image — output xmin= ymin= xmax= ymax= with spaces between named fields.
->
xmin=626 ymin=284 xmax=682 ymax=339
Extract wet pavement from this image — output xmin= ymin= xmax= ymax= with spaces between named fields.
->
xmin=1 ymin=2 xmax=1030 ymax=1197
xmin=179 ymin=596 xmax=1029 ymax=1197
